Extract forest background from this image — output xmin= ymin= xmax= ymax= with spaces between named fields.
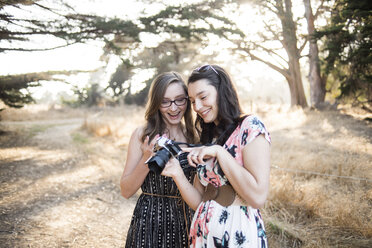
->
xmin=0 ymin=0 xmax=371 ymax=247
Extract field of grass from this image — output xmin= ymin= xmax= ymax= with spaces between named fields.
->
xmin=1 ymin=102 xmax=371 ymax=247
xmin=79 ymin=101 xmax=371 ymax=247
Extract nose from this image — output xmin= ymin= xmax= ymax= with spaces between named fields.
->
xmin=170 ymin=102 xmax=178 ymax=111
xmin=193 ymin=99 xmax=202 ymax=112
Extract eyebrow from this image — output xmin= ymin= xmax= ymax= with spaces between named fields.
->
xmin=163 ymin=94 xmax=187 ymax=100
xmin=189 ymin=90 xmax=207 ymax=101
xmin=196 ymin=91 xmax=207 ymax=96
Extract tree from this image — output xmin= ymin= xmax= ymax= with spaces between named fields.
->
xmin=316 ymin=0 xmax=372 ymax=107
xmin=233 ymin=0 xmax=308 ymax=107
xmin=1 ymin=0 xmax=243 ymax=108
xmin=0 ymin=70 xmax=85 ymax=108
xmin=303 ymin=0 xmax=327 ymax=107
xmin=102 ymin=1 xmax=244 ymax=105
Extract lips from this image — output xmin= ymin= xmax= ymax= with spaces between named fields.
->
xmin=199 ymin=109 xmax=210 ymax=119
xmin=168 ymin=112 xmax=181 ymax=120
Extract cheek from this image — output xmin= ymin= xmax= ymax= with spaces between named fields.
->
xmin=179 ymin=104 xmax=187 ymax=113
xmin=159 ymin=107 xmax=167 ymax=116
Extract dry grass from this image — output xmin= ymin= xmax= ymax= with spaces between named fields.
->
xmin=254 ymin=104 xmax=372 ymax=248
xmin=80 ymin=102 xmax=372 ymax=247
xmin=0 ymin=104 xmax=87 ymax=121
xmin=1 ymin=102 xmax=371 ymax=247
xmin=81 ymin=105 xmax=145 ymax=147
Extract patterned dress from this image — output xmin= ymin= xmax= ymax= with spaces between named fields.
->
xmin=125 ymin=153 xmax=195 ymax=248
xmin=189 ymin=115 xmax=271 ymax=248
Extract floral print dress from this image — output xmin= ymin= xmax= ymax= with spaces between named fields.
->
xmin=189 ymin=115 xmax=271 ymax=248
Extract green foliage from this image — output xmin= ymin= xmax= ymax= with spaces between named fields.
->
xmin=105 ymin=60 xmax=132 ymax=100
xmin=316 ymin=0 xmax=372 ymax=105
xmin=27 ymin=124 xmax=54 ymax=138
xmin=62 ymin=83 xmax=105 ymax=108
xmin=124 ymin=78 xmax=152 ymax=106
xmin=1 ymin=0 xmax=244 ymax=109
xmin=0 ymin=87 xmax=36 ymax=109
xmin=71 ymin=131 xmax=89 ymax=144
xmin=0 ymin=71 xmax=86 ymax=108
xmin=0 ymin=73 xmax=41 ymax=108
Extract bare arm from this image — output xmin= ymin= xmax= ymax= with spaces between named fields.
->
xmin=185 ymin=135 xmax=271 ymax=209
xmin=120 ymin=128 xmax=156 ymax=199
xmin=215 ymin=135 xmax=271 ymax=208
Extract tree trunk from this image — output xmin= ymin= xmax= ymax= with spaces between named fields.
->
xmin=287 ymin=57 xmax=308 ymax=107
xmin=279 ymin=0 xmax=308 ymax=107
xmin=303 ymin=0 xmax=326 ymax=107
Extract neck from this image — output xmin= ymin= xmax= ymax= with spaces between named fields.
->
xmin=165 ymin=124 xmax=184 ymax=141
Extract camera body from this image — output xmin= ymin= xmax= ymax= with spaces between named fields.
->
xmin=145 ymin=136 xmax=184 ymax=174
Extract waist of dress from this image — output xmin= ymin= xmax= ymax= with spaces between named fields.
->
xmin=141 ymin=192 xmax=181 ymax=199
xmin=202 ymin=184 xmax=249 ymax=207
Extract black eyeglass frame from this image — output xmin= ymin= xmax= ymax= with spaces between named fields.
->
xmin=194 ymin=64 xmax=219 ymax=75
xmin=160 ymin=97 xmax=189 ymax=108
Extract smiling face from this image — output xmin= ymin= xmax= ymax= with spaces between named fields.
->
xmin=159 ymin=82 xmax=188 ymax=126
xmin=188 ymin=79 xmax=218 ymax=124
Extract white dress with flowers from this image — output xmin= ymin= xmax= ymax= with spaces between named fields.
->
xmin=189 ymin=115 xmax=271 ymax=248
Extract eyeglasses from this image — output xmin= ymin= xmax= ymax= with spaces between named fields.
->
xmin=194 ymin=64 xmax=219 ymax=75
xmin=160 ymin=97 xmax=188 ymax=108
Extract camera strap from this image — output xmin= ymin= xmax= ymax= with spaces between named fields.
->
xmin=173 ymin=142 xmax=203 ymax=147
xmin=213 ymin=117 xmax=245 ymax=146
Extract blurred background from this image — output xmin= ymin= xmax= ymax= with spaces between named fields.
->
xmin=0 ymin=0 xmax=371 ymax=247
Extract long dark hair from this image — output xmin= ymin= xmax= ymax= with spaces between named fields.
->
xmin=142 ymin=71 xmax=196 ymax=144
xmin=188 ymin=65 xmax=244 ymax=145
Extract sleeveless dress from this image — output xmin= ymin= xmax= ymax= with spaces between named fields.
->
xmin=125 ymin=153 xmax=195 ymax=248
xmin=189 ymin=116 xmax=271 ymax=248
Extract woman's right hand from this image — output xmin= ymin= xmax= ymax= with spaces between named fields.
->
xmin=141 ymin=134 xmax=159 ymax=161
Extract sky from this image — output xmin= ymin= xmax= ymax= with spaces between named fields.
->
xmin=0 ymin=0 xmax=291 ymax=104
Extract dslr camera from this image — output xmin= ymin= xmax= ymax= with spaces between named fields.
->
xmin=145 ymin=136 xmax=185 ymax=174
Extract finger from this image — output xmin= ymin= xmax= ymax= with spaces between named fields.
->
xmin=187 ymin=153 xmax=197 ymax=167
xmin=144 ymin=135 xmax=149 ymax=145
xmin=151 ymin=134 xmax=160 ymax=142
xmin=197 ymin=154 xmax=204 ymax=164
xmin=192 ymin=154 xmax=201 ymax=166
xmin=149 ymin=134 xmax=159 ymax=146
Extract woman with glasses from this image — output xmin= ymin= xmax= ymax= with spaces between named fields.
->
xmin=161 ymin=65 xmax=271 ymax=247
xmin=120 ymin=71 xmax=197 ymax=248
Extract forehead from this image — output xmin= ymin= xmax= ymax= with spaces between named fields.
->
xmin=188 ymin=79 xmax=214 ymax=98
xmin=163 ymin=82 xmax=186 ymax=98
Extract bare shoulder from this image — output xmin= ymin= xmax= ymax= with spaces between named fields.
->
xmin=129 ymin=126 xmax=145 ymax=144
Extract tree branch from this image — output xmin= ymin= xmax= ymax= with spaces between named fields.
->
xmin=0 ymin=41 xmax=80 ymax=52
xmin=235 ymin=46 xmax=290 ymax=80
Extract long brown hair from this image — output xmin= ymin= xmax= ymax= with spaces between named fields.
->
xmin=142 ymin=71 xmax=196 ymax=144
xmin=188 ymin=65 xmax=244 ymax=145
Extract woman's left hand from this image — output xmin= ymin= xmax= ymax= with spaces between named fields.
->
xmin=161 ymin=157 xmax=183 ymax=179
xmin=182 ymin=145 xmax=220 ymax=167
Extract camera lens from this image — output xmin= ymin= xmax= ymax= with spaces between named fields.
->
xmin=147 ymin=148 xmax=171 ymax=174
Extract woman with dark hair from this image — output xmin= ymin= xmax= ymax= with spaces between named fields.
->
xmin=120 ymin=71 xmax=196 ymax=248
xmin=162 ymin=65 xmax=271 ymax=247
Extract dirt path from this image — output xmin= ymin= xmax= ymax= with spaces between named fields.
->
xmin=0 ymin=118 xmax=137 ymax=247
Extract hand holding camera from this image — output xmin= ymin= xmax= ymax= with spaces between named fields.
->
xmin=145 ymin=136 xmax=186 ymax=174
xmin=145 ymin=136 xmax=216 ymax=174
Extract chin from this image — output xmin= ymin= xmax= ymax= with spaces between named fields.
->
xmin=202 ymin=118 xmax=213 ymax=123
xmin=202 ymin=115 xmax=215 ymax=123
xmin=167 ymin=118 xmax=181 ymax=125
